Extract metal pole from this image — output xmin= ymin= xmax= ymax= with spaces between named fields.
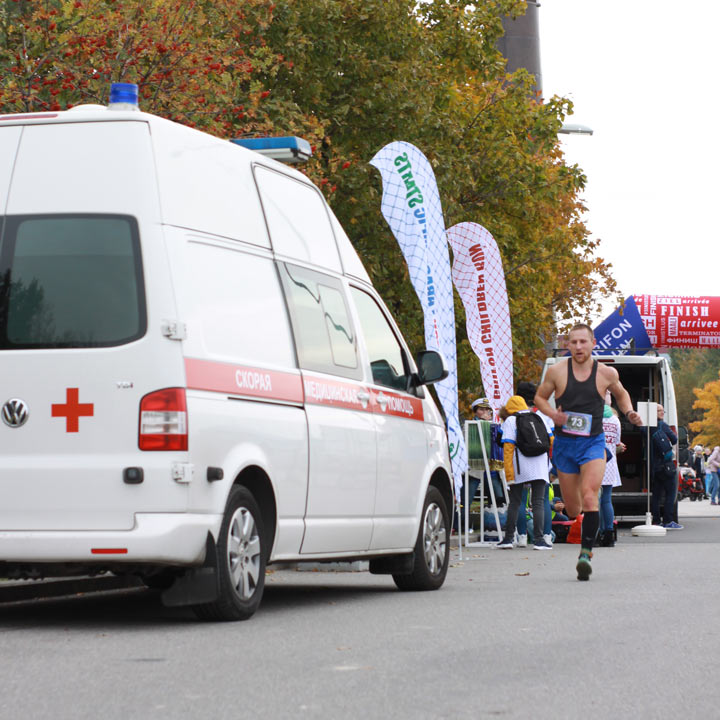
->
xmin=646 ymin=422 xmax=652 ymax=524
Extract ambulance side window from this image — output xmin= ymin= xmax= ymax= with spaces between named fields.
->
xmin=254 ymin=166 xmax=342 ymax=273
xmin=350 ymin=287 xmax=411 ymax=393
xmin=280 ymin=263 xmax=360 ymax=380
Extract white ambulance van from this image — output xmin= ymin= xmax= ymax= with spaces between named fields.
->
xmin=0 ymin=86 xmax=454 ymax=620
xmin=542 ymin=352 xmax=678 ymax=520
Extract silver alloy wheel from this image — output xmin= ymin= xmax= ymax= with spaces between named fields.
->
xmin=422 ymin=501 xmax=447 ymax=575
xmin=226 ymin=506 xmax=262 ymax=600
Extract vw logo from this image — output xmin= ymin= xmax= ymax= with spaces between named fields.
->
xmin=2 ymin=398 xmax=29 ymax=428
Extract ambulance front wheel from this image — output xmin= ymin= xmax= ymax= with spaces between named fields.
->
xmin=193 ymin=485 xmax=267 ymax=621
xmin=393 ymin=486 xmax=449 ymax=591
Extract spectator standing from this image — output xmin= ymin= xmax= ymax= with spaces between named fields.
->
xmin=517 ymin=380 xmax=555 ymax=547
xmin=650 ymin=404 xmax=681 ymax=529
xmin=691 ymin=445 xmax=706 ymax=498
xmin=707 ymin=446 xmax=720 ymax=505
xmin=704 ymin=446 xmax=712 ymax=491
xmin=495 ymin=396 xmax=552 ymax=550
xmin=599 ymin=402 xmax=624 ymax=547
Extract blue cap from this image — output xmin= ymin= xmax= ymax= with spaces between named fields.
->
xmin=109 ymin=83 xmax=139 ymax=107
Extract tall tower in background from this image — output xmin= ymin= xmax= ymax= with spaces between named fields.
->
xmin=497 ymin=2 xmax=542 ymax=95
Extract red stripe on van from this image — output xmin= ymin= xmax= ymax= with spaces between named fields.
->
xmin=184 ymin=358 xmax=304 ymax=403
xmin=371 ymin=388 xmax=424 ymax=421
xmin=302 ymin=374 xmax=424 ymax=421
xmin=184 ymin=358 xmax=424 ymax=420
xmin=302 ymin=374 xmax=373 ymax=413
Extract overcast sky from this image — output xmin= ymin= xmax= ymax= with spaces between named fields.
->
xmin=539 ymin=1 xmax=720 ymax=322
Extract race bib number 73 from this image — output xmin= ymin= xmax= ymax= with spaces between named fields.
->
xmin=563 ymin=411 xmax=592 ymax=437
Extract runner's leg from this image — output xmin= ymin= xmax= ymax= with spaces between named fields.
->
xmin=580 ymin=458 xmax=605 ymax=512
xmin=557 ymin=471 xmax=582 ymax=518
xmin=579 ymin=457 xmax=604 ymax=550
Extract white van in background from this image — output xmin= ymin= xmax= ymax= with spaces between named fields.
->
xmin=0 ymin=87 xmax=454 ymax=620
xmin=542 ymin=352 xmax=678 ymax=520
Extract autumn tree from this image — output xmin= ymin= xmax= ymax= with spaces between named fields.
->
xmin=690 ymin=371 xmax=720 ymax=447
xmin=262 ymin=0 xmax=616 ymax=397
xmin=669 ymin=348 xmax=720 ymax=427
xmin=0 ymin=0 xmax=320 ymax=141
xmin=0 ymin=0 xmax=618 ymax=408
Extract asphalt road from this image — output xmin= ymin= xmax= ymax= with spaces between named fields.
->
xmin=1 ymin=506 xmax=719 ymax=720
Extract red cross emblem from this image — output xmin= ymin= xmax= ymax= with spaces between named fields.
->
xmin=51 ymin=388 xmax=94 ymax=433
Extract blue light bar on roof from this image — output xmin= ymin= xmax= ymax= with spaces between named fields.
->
xmin=231 ymin=136 xmax=312 ymax=163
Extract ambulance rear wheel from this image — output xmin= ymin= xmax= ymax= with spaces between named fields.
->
xmin=193 ymin=485 xmax=266 ymax=621
xmin=393 ymin=486 xmax=449 ymax=591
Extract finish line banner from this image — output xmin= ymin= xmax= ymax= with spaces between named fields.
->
xmin=446 ymin=222 xmax=513 ymax=416
xmin=634 ymin=295 xmax=720 ymax=348
xmin=370 ymin=141 xmax=467 ymax=497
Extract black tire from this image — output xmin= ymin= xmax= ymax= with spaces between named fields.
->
xmin=690 ymin=494 xmax=697 ymax=502
xmin=193 ymin=485 xmax=266 ymax=621
xmin=393 ymin=486 xmax=449 ymax=591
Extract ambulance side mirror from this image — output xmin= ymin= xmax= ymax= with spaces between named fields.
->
xmin=415 ymin=350 xmax=448 ymax=386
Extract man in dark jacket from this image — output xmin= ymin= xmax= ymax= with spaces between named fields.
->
xmin=650 ymin=404 xmax=681 ymax=529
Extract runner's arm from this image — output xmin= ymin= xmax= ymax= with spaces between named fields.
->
xmin=607 ymin=373 xmax=642 ymax=426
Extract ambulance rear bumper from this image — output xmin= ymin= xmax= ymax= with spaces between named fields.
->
xmin=0 ymin=513 xmax=223 ymax=565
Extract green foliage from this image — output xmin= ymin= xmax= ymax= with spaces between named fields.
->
xmin=0 ymin=0 xmax=617 ymax=411
xmin=262 ymin=0 xmax=616 ymax=396
xmin=689 ymin=368 xmax=720 ymax=447
xmin=0 ymin=0 xmax=308 ymax=137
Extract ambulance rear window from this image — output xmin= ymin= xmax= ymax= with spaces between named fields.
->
xmin=0 ymin=214 xmax=146 ymax=348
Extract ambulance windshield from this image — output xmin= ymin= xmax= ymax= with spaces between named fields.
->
xmin=0 ymin=214 xmax=146 ymax=348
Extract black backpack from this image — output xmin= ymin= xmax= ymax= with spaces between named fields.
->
xmin=515 ymin=412 xmax=551 ymax=458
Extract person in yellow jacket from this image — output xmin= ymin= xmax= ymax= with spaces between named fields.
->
xmin=495 ymin=395 xmax=553 ymax=550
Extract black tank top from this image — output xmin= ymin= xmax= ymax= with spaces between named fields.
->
xmin=555 ymin=360 xmax=604 ymax=437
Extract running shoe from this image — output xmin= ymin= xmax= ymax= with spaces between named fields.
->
xmin=496 ymin=538 xmax=514 ymax=549
xmin=663 ymin=521 xmax=684 ymax=530
xmin=533 ymin=540 xmax=552 ymax=551
xmin=543 ymin=533 xmax=554 ymax=547
xmin=516 ymin=534 xmax=527 ymax=547
xmin=576 ymin=549 xmax=593 ymax=581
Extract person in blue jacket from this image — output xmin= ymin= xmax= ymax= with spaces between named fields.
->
xmin=650 ymin=404 xmax=681 ymax=529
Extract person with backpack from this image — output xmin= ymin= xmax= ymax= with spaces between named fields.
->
xmin=517 ymin=380 xmax=555 ymax=546
xmin=495 ymin=395 xmax=553 ymax=551
xmin=650 ymin=404 xmax=681 ymax=529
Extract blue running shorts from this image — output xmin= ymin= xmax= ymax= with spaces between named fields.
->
xmin=553 ymin=433 xmax=607 ymax=475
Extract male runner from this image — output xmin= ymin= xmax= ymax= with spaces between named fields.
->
xmin=535 ymin=323 xmax=643 ymax=580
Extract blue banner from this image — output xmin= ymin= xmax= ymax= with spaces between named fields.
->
xmin=593 ymin=296 xmax=653 ymax=355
